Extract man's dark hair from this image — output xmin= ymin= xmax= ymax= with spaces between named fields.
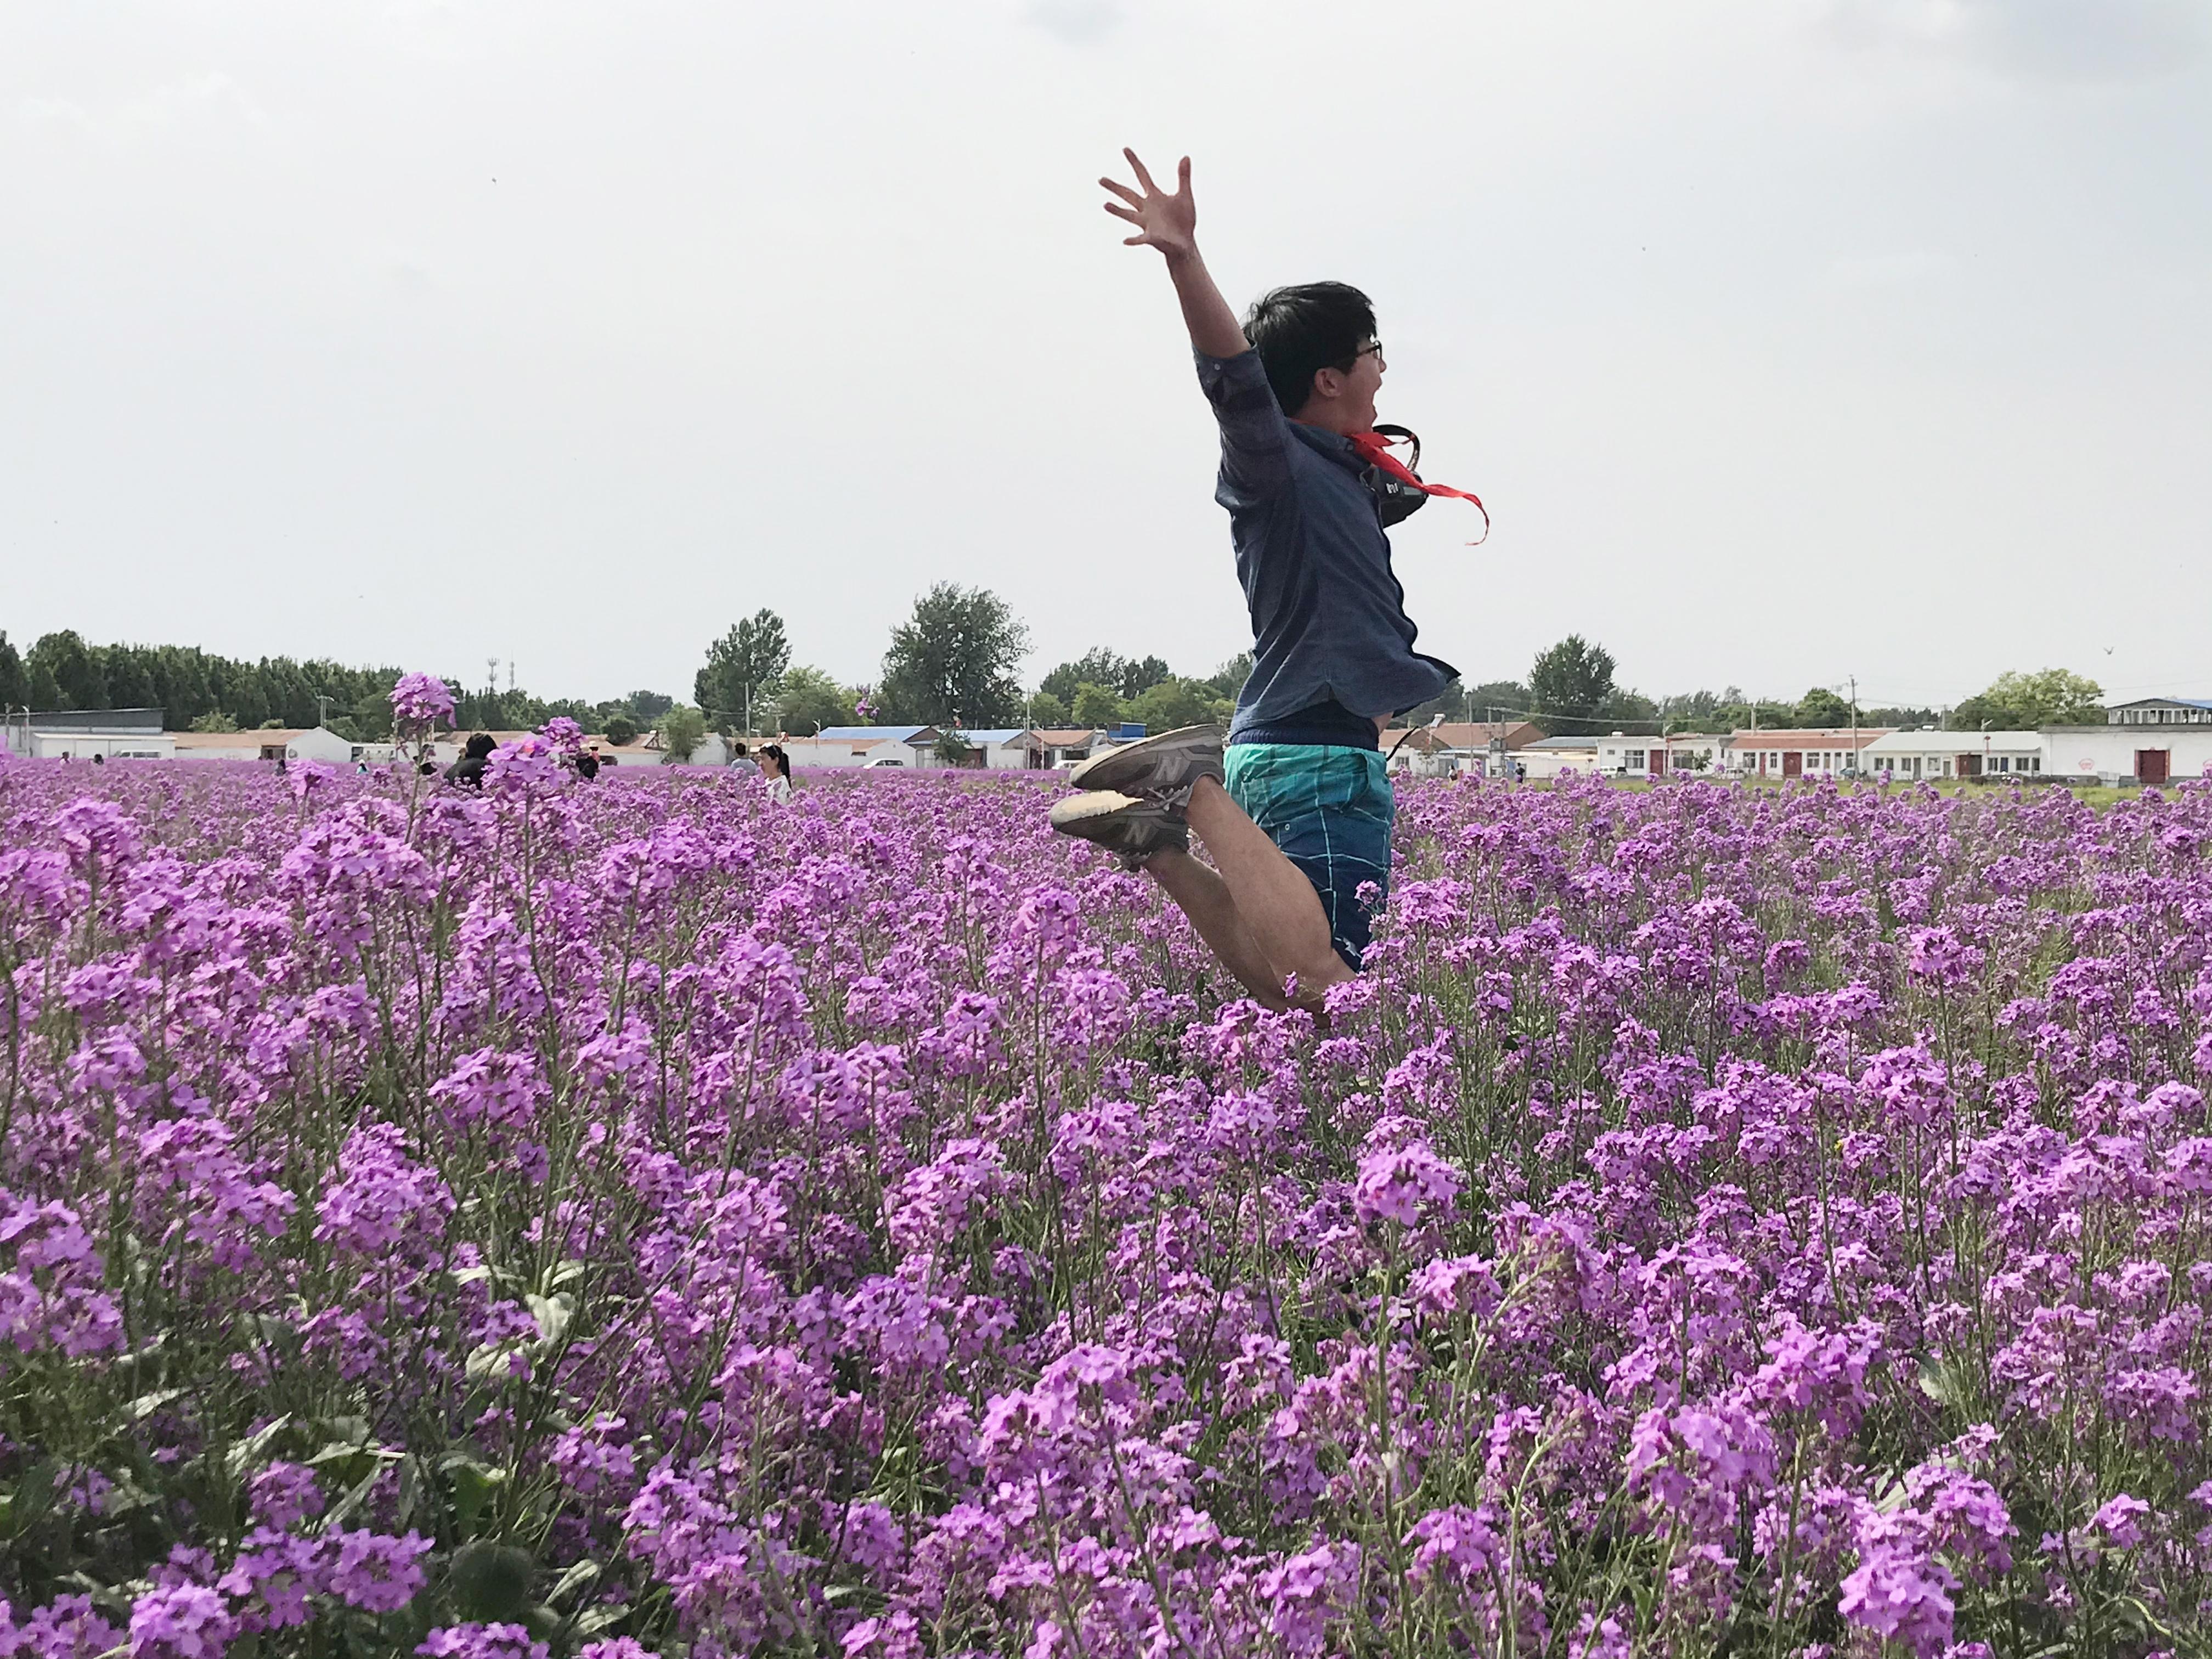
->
xmin=1242 ymin=281 xmax=1376 ymax=417
xmin=464 ymin=732 xmax=496 ymax=760
xmin=732 ymin=741 xmax=749 ymax=757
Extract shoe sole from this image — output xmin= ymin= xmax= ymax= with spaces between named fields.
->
xmin=1048 ymin=789 xmax=1144 ymax=832
xmin=1066 ymin=725 xmax=1225 ymax=794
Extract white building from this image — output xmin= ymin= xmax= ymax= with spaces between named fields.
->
xmin=949 ymin=729 xmax=1034 ymax=770
xmin=3 ymin=708 xmax=173 ymax=760
xmin=2043 ymin=726 xmax=2212 ymax=787
xmin=2104 ymin=697 xmax=2212 ymax=729
xmin=786 ymin=725 xmax=944 ymax=768
xmin=1594 ymin=732 xmax=1728 ymax=776
xmin=1515 ymin=736 xmax=1601 ymax=780
xmin=1860 ymin=730 xmax=2043 ymax=782
xmin=1030 ymin=728 xmax=1103 ymax=769
xmin=1722 ymin=728 xmax=1892 ymax=779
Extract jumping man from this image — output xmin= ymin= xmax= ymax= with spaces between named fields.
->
xmin=1049 ymin=150 xmax=1478 ymax=1011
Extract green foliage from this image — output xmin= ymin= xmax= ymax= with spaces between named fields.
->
xmin=1953 ymin=668 xmax=2104 ymax=730
xmin=26 ymin=631 xmax=105 ymax=711
xmin=1128 ymin=677 xmax=1216 ymax=732
xmin=695 ymin=611 xmax=792 ymax=734
xmin=1040 ymin=649 xmax=1172 ymax=704
xmin=1528 ymin=636 xmax=1617 ymax=733
xmin=188 ymin=711 xmax=239 ymax=733
xmin=1026 ymin=690 xmax=1071 ymax=728
xmin=1203 ymin=652 xmax=1255 ymax=701
xmin=933 ymin=730 xmax=975 ymax=766
xmin=1796 ymin=686 xmax=1854 ymax=727
xmin=601 ymin=714 xmax=640 ymax=748
xmin=0 ymin=631 xmax=24 ymax=709
xmin=1070 ymin=682 xmax=1125 ymax=729
xmin=879 ymin=583 xmax=1030 ymax=727
xmin=1463 ymin=679 xmax=1531 ymax=717
xmin=772 ymin=665 xmax=856 ymax=735
xmin=627 ymin=690 xmax=674 ymax=720
xmin=655 ymin=706 xmax=707 ymax=763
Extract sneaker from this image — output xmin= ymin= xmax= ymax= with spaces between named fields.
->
xmin=1066 ymin=725 xmax=1226 ymax=798
xmin=1048 ymin=789 xmax=1190 ymax=870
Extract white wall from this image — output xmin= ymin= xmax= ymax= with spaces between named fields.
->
xmin=2044 ymin=727 xmax=2212 ymax=783
xmin=14 ymin=730 xmax=176 ymax=760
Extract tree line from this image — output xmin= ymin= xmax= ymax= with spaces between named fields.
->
xmin=3 ymin=599 xmax=2110 ymax=753
xmin=0 ymin=629 xmax=677 ymax=746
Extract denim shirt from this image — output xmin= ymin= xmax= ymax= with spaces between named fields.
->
xmin=1195 ymin=349 xmax=1457 ymax=745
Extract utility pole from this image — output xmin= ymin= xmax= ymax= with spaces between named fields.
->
xmin=315 ymin=693 xmax=332 ymax=730
xmin=1847 ymin=675 xmax=1858 ymax=778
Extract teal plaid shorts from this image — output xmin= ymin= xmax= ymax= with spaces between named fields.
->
xmin=1223 ymin=743 xmax=1395 ymax=969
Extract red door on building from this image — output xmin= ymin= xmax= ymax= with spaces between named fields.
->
xmin=1650 ymin=749 xmax=1667 ymax=775
xmin=1782 ymin=751 xmax=1803 ymax=778
xmin=2137 ymin=749 xmax=2171 ymax=786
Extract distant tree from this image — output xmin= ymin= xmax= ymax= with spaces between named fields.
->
xmin=1118 ymin=654 xmax=1172 ymax=699
xmin=1204 ymin=652 xmax=1255 ymax=701
xmin=1600 ymin=689 xmax=1660 ymax=729
xmin=27 ymin=631 xmax=105 ymax=710
xmin=1404 ymin=681 xmax=1467 ymax=725
xmin=934 ymin=730 xmax=975 ymax=767
xmin=1953 ymin=668 xmax=2103 ymax=730
xmin=627 ymin=690 xmax=674 ymax=720
xmin=696 ymin=611 xmax=791 ymax=734
xmin=1864 ymin=705 xmax=1939 ymax=729
xmin=879 ymin=583 xmax=1031 ymax=727
xmin=1071 ymin=682 xmax=1125 ymax=729
xmin=1129 ymin=677 xmax=1215 ymax=732
xmin=656 ymin=705 xmax=707 ymax=763
xmin=1796 ymin=687 xmax=1854 ymax=727
xmin=1454 ymin=679 xmax=1530 ymax=724
xmin=259 ymin=718 xmax=287 ymax=730
xmin=0 ymin=632 xmax=24 ymax=709
xmin=602 ymin=713 xmax=640 ymax=747
xmin=95 ymin=645 xmax=156 ymax=711
xmin=1041 ymin=649 xmax=1128 ymax=705
xmin=188 ymin=710 xmax=240 ymax=733
xmin=1027 ymin=690 xmax=1072 ymax=728
xmin=1658 ymin=690 xmax=1725 ymax=727
xmin=772 ymin=665 xmax=856 ymax=733
xmin=1527 ymin=636 xmax=1616 ymax=733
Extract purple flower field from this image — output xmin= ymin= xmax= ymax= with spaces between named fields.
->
xmin=4 ymin=755 xmax=2211 ymax=1658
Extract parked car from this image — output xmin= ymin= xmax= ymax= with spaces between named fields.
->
xmin=861 ymin=757 xmax=905 ymax=769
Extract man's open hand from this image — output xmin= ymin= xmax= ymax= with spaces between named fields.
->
xmin=1102 ymin=149 xmax=1197 ymax=262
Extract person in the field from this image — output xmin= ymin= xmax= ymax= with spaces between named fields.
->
xmin=1049 ymin=150 xmax=1481 ymax=1012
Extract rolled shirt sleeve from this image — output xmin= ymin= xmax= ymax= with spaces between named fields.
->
xmin=1194 ymin=348 xmax=1291 ymax=501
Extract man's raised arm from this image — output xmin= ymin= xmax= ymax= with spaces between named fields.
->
xmin=1101 ymin=150 xmax=1248 ymax=360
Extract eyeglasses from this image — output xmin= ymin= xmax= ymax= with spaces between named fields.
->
xmin=1345 ymin=341 xmax=1385 ymax=370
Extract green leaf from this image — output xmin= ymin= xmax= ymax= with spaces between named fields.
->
xmin=465 ymin=1339 xmax=528 ymax=1385
xmin=545 ymin=1559 xmax=601 ymax=1607
xmin=524 ymin=1291 xmax=574 ymax=1346
xmin=450 ymin=1539 xmax=534 ymax=1622
xmin=438 ymin=1454 xmax=509 ymax=1539
xmin=8 ymin=1460 xmax=59 ymax=1534
xmin=125 ymin=1386 xmax=190 ymax=1422
xmin=544 ymin=1259 xmax=588 ymax=1291
xmin=224 ymin=1414 xmax=295 ymax=1478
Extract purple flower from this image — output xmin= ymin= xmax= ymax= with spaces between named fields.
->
xmin=127 ymin=1584 xmax=238 ymax=1659
xmin=1352 ymin=1136 xmax=1463 ymax=1226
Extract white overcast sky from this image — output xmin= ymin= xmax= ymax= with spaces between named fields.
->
xmin=4 ymin=1 xmax=2208 ymax=712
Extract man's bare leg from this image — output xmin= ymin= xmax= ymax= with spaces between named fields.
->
xmin=1181 ymin=776 xmax=1353 ymax=1002
xmin=1145 ymin=848 xmax=1294 ymax=1009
